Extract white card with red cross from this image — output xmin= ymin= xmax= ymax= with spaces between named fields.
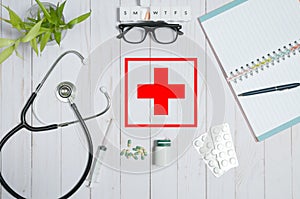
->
xmin=125 ymin=57 xmax=197 ymax=128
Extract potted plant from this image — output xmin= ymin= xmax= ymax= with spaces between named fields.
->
xmin=0 ymin=0 xmax=91 ymax=64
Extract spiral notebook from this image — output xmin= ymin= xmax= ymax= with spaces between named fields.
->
xmin=199 ymin=0 xmax=300 ymax=141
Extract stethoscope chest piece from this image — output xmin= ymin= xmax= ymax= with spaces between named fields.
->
xmin=56 ymin=81 xmax=76 ymax=103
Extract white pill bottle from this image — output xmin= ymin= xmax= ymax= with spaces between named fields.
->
xmin=153 ymin=139 xmax=172 ymax=167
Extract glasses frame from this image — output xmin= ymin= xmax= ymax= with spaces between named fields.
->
xmin=117 ymin=21 xmax=184 ymax=44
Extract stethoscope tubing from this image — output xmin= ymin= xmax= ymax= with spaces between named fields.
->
xmin=0 ymin=50 xmax=110 ymax=199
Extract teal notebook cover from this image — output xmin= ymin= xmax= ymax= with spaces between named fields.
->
xmin=198 ymin=0 xmax=300 ymax=141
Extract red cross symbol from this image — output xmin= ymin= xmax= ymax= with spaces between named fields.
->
xmin=137 ymin=68 xmax=185 ymax=115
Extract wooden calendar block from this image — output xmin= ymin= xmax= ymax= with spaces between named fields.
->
xmin=171 ymin=7 xmax=181 ymax=21
xmin=181 ymin=6 xmax=192 ymax=21
xmin=161 ymin=7 xmax=171 ymax=21
xmin=130 ymin=6 xmax=141 ymax=21
xmin=119 ymin=7 xmax=131 ymax=21
xmin=150 ymin=7 xmax=161 ymax=21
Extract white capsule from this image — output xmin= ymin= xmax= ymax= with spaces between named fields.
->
xmin=221 ymin=160 xmax=229 ymax=167
xmin=204 ymin=154 xmax=210 ymax=160
xmin=201 ymin=135 xmax=207 ymax=142
xmin=228 ymin=149 xmax=234 ymax=156
xmin=208 ymin=160 xmax=215 ymax=167
xmin=199 ymin=147 xmax=206 ymax=154
xmin=194 ymin=140 xmax=201 ymax=147
xmin=213 ymin=127 xmax=220 ymax=134
xmin=226 ymin=141 xmax=233 ymax=148
xmin=217 ymin=144 xmax=224 ymax=150
xmin=213 ymin=167 xmax=221 ymax=174
xmin=230 ymin=158 xmax=237 ymax=164
xmin=219 ymin=152 xmax=226 ymax=158
xmin=211 ymin=149 xmax=218 ymax=155
xmin=215 ymin=136 xmax=222 ymax=142
xmin=206 ymin=142 xmax=213 ymax=148
xmin=222 ymin=125 xmax=228 ymax=132
xmin=223 ymin=134 xmax=230 ymax=140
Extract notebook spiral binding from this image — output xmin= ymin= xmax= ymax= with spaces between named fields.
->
xmin=227 ymin=40 xmax=300 ymax=83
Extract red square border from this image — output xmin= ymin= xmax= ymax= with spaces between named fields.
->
xmin=125 ymin=57 xmax=198 ymax=128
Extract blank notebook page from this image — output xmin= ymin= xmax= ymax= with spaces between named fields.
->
xmin=201 ymin=0 xmax=300 ymax=139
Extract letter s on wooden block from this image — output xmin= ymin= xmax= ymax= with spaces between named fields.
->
xmin=181 ymin=6 xmax=192 ymax=21
xmin=119 ymin=7 xmax=131 ymax=21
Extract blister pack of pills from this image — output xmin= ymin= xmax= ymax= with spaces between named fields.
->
xmin=193 ymin=123 xmax=238 ymax=177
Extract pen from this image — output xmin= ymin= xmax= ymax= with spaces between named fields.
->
xmin=238 ymin=83 xmax=300 ymax=97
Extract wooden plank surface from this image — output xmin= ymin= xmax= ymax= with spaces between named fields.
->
xmin=0 ymin=0 xmax=299 ymax=199
xmin=1 ymin=0 xmax=32 ymax=198
xmin=90 ymin=1 xmax=121 ymax=199
xmin=205 ymin=1 xmax=236 ymax=199
xmin=176 ymin=1 xmax=207 ymax=199
xmin=265 ymin=130 xmax=292 ymax=199
xmin=292 ymin=124 xmax=300 ymax=199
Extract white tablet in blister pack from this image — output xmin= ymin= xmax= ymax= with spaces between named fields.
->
xmin=193 ymin=123 xmax=238 ymax=177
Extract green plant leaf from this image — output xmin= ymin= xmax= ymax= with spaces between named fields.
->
xmin=27 ymin=17 xmax=38 ymax=23
xmin=37 ymin=8 xmax=41 ymax=21
xmin=0 ymin=45 xmax=15 ymax=64
xmin=0 ymin=38 xmax=15 ymax=48
xmin=21 ymin=20 xmax=43 ymax=43
xmin=30 ymin=38 xmax=39 ymax=55
xmin=15 ymin=48 xmax=24 ymax=59
xmin=54 ymin=31 xmax=62 ymax=45
xmin=66 ymin=12 xmax=91 ymax=29
xmin=14 ymin=39 xmax=20 ymax=49
xmin=49 ymin=6 xmax=59 ymax=25
xmin=0 ymin=17 xmax=12 ymax=24
xmin=57 ymin=1 xmax=66 ymax=21
xmin=3 ymin=6 xmax=23 ymax=31
xmin=35 ymin=0 xmax=52 ymax=22
xmin=40 ymin=32 xmax=51 ymax=52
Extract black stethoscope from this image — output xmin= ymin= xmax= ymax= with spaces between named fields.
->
xmin=0 ymin=50 xmax=111 ymax=199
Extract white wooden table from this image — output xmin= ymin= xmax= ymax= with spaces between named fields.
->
xmin=1 ymin=0 xmax=299 ymax=199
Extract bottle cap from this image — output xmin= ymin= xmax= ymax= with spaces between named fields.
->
xmin=156 ymin=139 xmax=171 ymax=147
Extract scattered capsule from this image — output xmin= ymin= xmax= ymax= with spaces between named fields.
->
xmin=125 ymin=150 xmax=130 ymax=158
xmin=133 ymin=154 xmax=138 ymax=160
xmin=120 ymin=141 xmax=148 ymax=160
xmin=120 ymin=149 xmax=126 ymax=156
xmin=127 ymin=152 xmax=133 ymax=159
xmin=137 ymin=149 xmax=143 ymax=154
xmin=127 ymin=140 xmax=132 ymax=147
xmin=136 ymin=146 xmax=141 ymax=150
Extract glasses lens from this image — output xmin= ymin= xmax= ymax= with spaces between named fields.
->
xmin=123 ymin=27 xmax=146 ymax=43
xmin=154 ymin=27 xmax=178 ymax=44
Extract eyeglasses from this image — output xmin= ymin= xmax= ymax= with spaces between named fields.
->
xmin=116 ymin=21 xmax=184 ymax=44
